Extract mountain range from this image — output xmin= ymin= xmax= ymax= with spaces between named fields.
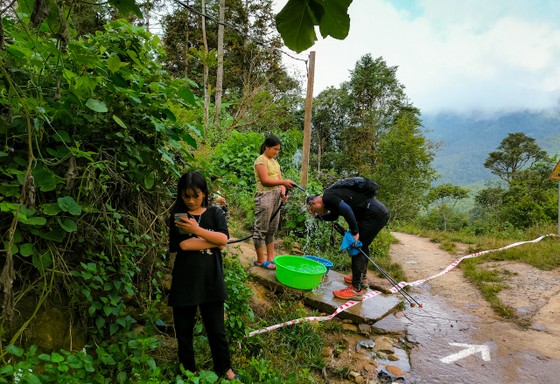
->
xmin=420 ymin=108 xmax=560 ymax=186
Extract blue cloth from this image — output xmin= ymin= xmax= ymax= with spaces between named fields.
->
xmin=339 ymin=231 xmax=362 ymax=256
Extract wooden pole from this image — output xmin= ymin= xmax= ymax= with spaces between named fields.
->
xmin=300 ymin=51 xmax=315 ymax=188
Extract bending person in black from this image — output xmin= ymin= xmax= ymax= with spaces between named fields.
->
xmin=306 ymin=183 xmax=389 ymax=301
xmin=168 ymin=171 xmax=240 ymax=381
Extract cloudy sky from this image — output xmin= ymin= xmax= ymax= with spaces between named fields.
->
xmin=274 ymin=0 xmax=560 ymax=114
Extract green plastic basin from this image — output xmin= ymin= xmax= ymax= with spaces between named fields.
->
xmin=274 ymin=255 xmax=327 ymax=290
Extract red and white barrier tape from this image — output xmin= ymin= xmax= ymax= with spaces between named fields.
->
xmin=248 ymin=290 xmax=382 ymax=337
xmin=248 ymin=234 xmax=557 ymax=337
xmin=389 ymin=234 xmax=557 ymax=292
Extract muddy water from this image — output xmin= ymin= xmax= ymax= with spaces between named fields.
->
xmin=403 ymin=283 xmax=560 ymax=383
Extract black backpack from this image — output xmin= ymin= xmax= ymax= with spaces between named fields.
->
xmin=327 ymin=177 xmax=379 ymax=198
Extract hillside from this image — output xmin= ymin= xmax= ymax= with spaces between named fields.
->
xmin=421 ymin=108 xmax=560 ymax=185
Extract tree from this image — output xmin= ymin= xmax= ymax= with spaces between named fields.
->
xmin=161 ymin=0 xmax=301 ymax=145
xmin=310 ymin=86 xmax=350 ymax=172
xmin=375 ymin=112 xmax=437 ymax=222
xmin=339 ymin=54 xmax=418 ymax=176
xmin=214 ymin=0 xmax=225 ymax=124
xmin=484 ymin=132 xmax=547 ymax=185
xmin=427 ymin=184 xmax=469 ymax=231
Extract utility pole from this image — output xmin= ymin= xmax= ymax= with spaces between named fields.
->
xmin=300 ymin=51 xmax=315 ymax=188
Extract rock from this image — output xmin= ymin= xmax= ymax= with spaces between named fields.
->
xmin=388 ymin=354 xmax=400 ymax=361
xmin=349 ymin=370 xmax=361 ymax=379
xmin=394 ymin=311 xmax=405 ymax=318
xmin=356 ymin=339 xmax=376 ymax=352
xmin=363 ymin=362 xmax=377 ymax=373
xmin=348 ymin=371 xmax=365 ymax=383
xmin=343 ymin=323 xmax=358 ymax=332
xmin=373 ymin=336 xmax=395 ymax=354
xmin=385 ymin=365 xmax=405 ymax=376
xmin=359 ymin=323 xmax=372 ymax=334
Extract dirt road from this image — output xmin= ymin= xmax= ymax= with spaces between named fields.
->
xmin=390 ymin=232 xmax=560 ymax=383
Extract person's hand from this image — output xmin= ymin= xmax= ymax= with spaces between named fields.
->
xmin=283 ymin=179 xmax=295 ymax=189
xmin=175 ymin=215 xmax=200 ymax=235
xmin=352 ymin=233 xmax=360 ymax=247
xmin=216 ymin=196 xmax=227 ymax=205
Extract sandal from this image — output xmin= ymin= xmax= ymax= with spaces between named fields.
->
xmin=253 ymin=260 xmax=276 ymax=270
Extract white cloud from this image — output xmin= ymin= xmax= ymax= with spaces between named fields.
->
xmin=277 ymin=0 xmax=560 ymax=113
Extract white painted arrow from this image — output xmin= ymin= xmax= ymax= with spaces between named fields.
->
xmin=440 ymin=343 xmax=491 ymax=364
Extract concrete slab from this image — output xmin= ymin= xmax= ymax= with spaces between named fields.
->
xmin=248 ymin=266 xmax=402 ymax=325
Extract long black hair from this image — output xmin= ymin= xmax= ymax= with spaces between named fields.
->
xmin=260 ymin=135 xmax=282 ymax=155
xmin=173 ymin=171 xmax=209 ymax=213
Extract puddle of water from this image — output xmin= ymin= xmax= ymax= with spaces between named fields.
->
xmin=375 ymin=347 xmax=411 ymax=373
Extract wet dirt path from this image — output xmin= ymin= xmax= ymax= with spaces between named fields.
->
xmin=390 ymin=232 xmax=560 ymax=383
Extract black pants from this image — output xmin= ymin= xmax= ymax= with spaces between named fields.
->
xmin=351 ymin=198 xmax=390 ymax=289
xmin=173 ymin=302 xmax=231 ymax=376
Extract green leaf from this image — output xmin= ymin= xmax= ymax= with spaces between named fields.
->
xmin=319 ymin=0 xmax=351 ymax=39
xmin=0 ymin=202 xmax=18 ymax=212
xmin=117 ymin=371 xmax=127 ymax=384
xmin=108 ymin=0 xmax=143 ymax=18
xmin=96 ymin=317 xmax=106 ymax=329
xmin=38 ymin=353 xmax=52 ymax=361
xmin=0 ymin=182 xmax=20 ymax=197
xmin=86 ymin=98 xmax=108 ymax=113
xmin=19 ymin=216 xmax=47 ymax=226
xmin=276 ymin=0 xmax=320 ymax=53
xmin=6 ymin=344 xmax=23 ymax=356
xmin=63 ymin=68 xmax=78 ymax=81
xmin=107 ymin=55 xmax=124 ymax=73
xmin=113 ymin=115 xmax=128 ymax=128
xmin=6 ymin=45 xmax=28 ymax=58
xmin=33 ymin=251 xmax=53 ymax=273
xmin=144 ymin=173 xmax=154 ymax=189
xmin=0 ymin=364 xmax=14 ymax=374
xmin=35 ymin=228 xmax=66 ymax=242
xmin=58 ymin=196 xmax=82 ymax=216
xmin=179 ymin=87 xmax=197 ymax=105
xmin=24 ymin=373 xmax=42 ymax=384
xmin=126 ymin=49 xmax=142 ymax=66
xmin=46 ymin=146 xmax=71 ymax=158
xmin=110 ymin=323 xmax=119 ymax=335
xmin=59 ymin=218 xmax=78 ymax=232
xmin=162 ymin=108 xmax=177 ymax=122
xmin=0 ymin=151 xmax=8 ymax=157
xmin=51 ymin=352 xmax=64 ymax=363
xmin=52 ymin=130 xmax=72 ymax=143
xmin=20 ymin=243 xmax=34 ymax=257
xmin=103 ymin=305 xmax=113 ymax=317
xmin=32 ymin=164 xmax=58 ymax=192
xmin=42 ymin=203 xmax=62 ymax=215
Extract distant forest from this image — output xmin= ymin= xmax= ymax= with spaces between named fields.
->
xmin=421 ymin=108 xmax=560 ymax=186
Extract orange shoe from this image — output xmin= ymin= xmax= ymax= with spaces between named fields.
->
xmin=333 ymin=286 xmax=366 ymax=301
xmin=343 ymin=275 xmax=368 ymax=284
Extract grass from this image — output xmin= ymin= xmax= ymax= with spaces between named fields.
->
xmin=239 ymin=291 xmax=335 ymax=383
xmin=395 ymin=223 xmax=559 ymax=320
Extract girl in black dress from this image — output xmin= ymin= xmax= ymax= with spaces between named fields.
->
xmin=169 ymin=171 xmax=240 ymax=380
